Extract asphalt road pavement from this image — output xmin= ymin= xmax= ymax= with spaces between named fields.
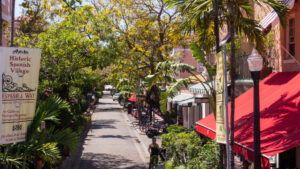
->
xmin=63 ymin=93 xmax=149 ymax=169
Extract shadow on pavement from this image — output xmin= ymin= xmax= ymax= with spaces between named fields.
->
xmin=91 ymin=119 xmax=119 ymax=130
xmin=99 ymin=134 xmax=134 ymax=140
xmin=79 ymin=153 xmax=145 ymax=169
xmin=99 ymin=107 xmax=123 ymax=112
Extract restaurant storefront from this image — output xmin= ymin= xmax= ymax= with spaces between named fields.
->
xmin=196 ymin=72 xmax=300 ymax=168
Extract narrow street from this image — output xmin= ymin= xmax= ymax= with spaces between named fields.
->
xmin=64 ymin=93 xmax=150 ymax=169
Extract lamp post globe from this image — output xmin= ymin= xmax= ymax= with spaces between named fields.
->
xmin=247 ymin=49 xmax=263 ymax=72
xmin=248 ymin=49 xmax=263 ymax=169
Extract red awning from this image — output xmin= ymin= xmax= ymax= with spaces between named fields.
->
xmin=128 ymin=97 xmax=136 ymax=102
xmin=196 ymin=72 xmax=300 ymax=168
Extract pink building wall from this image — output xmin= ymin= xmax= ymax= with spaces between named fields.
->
xmin=280 ymin=1 xmax=300 ymax=72
xmin=253 ymin=0 xmax=300 ymax=72
xmin=173 ymin=47 xmax=201 ymax=79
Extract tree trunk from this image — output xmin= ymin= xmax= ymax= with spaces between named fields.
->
xmin=212 ymin=0 xmax=224 ymax=168
xmin=213 ymin=0 xmax=220 ymax=53
xmin=163 ymin=111 xmax=173 ymax=125
xmin=149 ymin=105 xmax=153 ymax=122
xmin=229 ymin=0 xmax=236 ymax=167
xmin=0 ymin=0 xmax=3 ymax=46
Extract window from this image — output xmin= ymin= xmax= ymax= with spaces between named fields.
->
xmin=286 ymin=18 xmax=295 ymax=59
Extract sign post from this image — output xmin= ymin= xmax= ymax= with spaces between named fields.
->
xmin=0 ymin=47 xmax=41 ymax=144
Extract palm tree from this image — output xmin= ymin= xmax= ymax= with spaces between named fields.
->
xmin=166 ymin=0 xmax=288 ymax=167
xmin=145 ymin=60 xmax=216 ymax=124
xmin=12 ymin=96 xmax=80 ymax=169
xmin=145 ymin=61 xmax=194 ymax=123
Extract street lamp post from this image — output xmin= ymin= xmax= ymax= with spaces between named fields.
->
xmin=247 ymin=49 xmax=263 ymax=169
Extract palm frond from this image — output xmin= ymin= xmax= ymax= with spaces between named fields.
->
xmin=35 ymin=142 xmax=61 ymax=164
xmin=171 ymin=63 xmax=196 ymax=73
xmin=26 ymin=96 xmax=70 ymax=141
xmin=167 ymin=78 xmax=191 ymax=98
xmin=39 ymin=127 xmax=79 ymax=153
xmin=0 ymin=152 xmax=22 ymax=169
xmin=145 ymin=73 xmax=161 ymax=88
xmin=160 ymin=91 xmax=169 ymax=114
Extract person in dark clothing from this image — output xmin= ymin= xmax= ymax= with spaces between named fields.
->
xmin=148 ymin=137 xmax=160 ymax=169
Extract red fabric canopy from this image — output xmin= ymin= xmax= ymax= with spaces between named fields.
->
xmin=128 ymin=97 xmax=136 ymax=102
xmin=196 ymin=72 xmax=300 ymax=168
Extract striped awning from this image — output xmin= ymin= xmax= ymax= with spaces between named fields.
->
xmin=259 ymin=0 xmax=295 ymax=32
xmin=259 ymin=10 xmax=279 ymax=30
xmin=189 ymin=82 xmax=214 ymax=95
xmin=168 ymin=93 xmax=194 ymax=103
xmin=177 ymin=98 xmax=195 ymax=105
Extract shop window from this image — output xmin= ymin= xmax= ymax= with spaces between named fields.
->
xmin=286 ymin=18 xmax=295 ymax=60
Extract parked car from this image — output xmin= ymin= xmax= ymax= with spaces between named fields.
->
xmin=113 ymin=93 xmax=119 ymax=101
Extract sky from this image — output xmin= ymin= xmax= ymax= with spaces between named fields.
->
xmin=15 ymin=0 xmax=22 ymax=17
xmin=15 ymin=0 xmax=90 ymax=17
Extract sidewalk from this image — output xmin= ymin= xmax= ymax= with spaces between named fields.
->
xmin=124 ymin=111 xmax=165 ymax=168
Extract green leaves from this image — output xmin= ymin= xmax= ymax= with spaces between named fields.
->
xmin=167 ymin=78 xmax=191 ymax=98
xmin=145 ymin=73 xmax=161 ymax=88
xmin=26 ymin=96 xmax=70 ymax=141
xmin=190 ymin=42 xmax=216 ymax=79
xmin=145 ymin=61 xmax=195 ymax=113
xmin=161 ymin=125 xmax=219 ymax=168
xmin=17 ymin=96 xmax=80 ymax=167
xmin=167 ymin=0 xmax=289 ymax=54
xmin=159 ymin=91 xmax=169 ymax=114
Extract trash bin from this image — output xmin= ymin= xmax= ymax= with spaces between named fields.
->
xmin=127 ymin=102 xmax=132 ymax=114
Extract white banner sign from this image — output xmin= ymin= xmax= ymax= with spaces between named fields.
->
xmin=0 ymin=47 xmax=41 ymax=144
xmin=215 ymin=51 xmax=226 ymax=144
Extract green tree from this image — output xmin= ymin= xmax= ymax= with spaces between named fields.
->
xmin=95 ymin=0 xmax=186 ymax=120
xmin=16 ymin=5 xmax=117 ymax=99
xmin=145 ymin=61 xmax=195 ymax=123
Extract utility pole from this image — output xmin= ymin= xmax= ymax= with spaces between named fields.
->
xmin=11 ymin=0 xmax=15 ymax=47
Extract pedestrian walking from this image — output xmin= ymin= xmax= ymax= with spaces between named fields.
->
xmin=148 ymin=137 xmax=160 ymax=169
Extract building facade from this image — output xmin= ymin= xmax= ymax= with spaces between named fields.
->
xmin=1 ymin=0 xmax=13 ymax=46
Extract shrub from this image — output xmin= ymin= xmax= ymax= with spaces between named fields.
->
xmin=161 ymin=125 xmax=219 ymax=169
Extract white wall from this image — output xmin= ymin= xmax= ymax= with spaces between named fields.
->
xmin=183 ymin=106 xmax=189 ymax=128
xmin=202 ymin=103 xmax=210 ymax=118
